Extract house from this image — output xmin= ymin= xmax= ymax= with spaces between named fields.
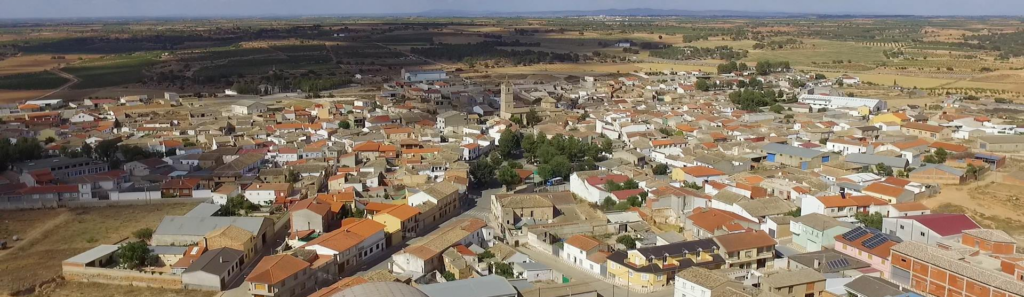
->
xmin=161 ymin=178 xmax=201 ymax=198
xmin=123 ymin=158 xmax=171 ymax=176
xmin=607 ymin=238 xmax=725 ymax=290
xmin=761 ymin=143 xmax=835 ymax=170
xmin=290 ymin=199 xmax=333 ymax=233
xmin=181 ymin=248 xmax=245 ymax=291
xmin=901 ymin=122 xmax=951 ymax=140
xmin=800 ymin=194 xmax=889 ymax=218
xmin=244 ymin=183 xmax=293 ymax=205
xmin=791 ymin=213 xmax=854 ymax=252
xmin=370 ymin=204 xmax=421 ymax=245
xmin=684 ymin=207 xmax=759 ymax=239
xmin=833 ymin=226 xmax=900 ymax=278
xmin=560 ymin=234 xmax=605 ymax=276
xmin=491 ymin=193 xmax=558 ymax=239
xmin=407 ymin=182 xmax=461 ymax=228
xmin=788 ymin=249 xmax=871 ymax=276
xmin=761 ymin=269 xmax=826 ymax=297
xmin=843 ymin=275 xmax=906 ymax=297
xmin=870 ymin=113 xmax=911 ymax=125
xmin=514 ymin=262 xmax=557 ymax=282
xmin=712 ymin=230 xmax=777 ymax=270
xmin=908 ymin=164 xmax=968 ymax=185
xmin=302 ymin=219 xmax=387 ymax=273
xmin=246 ymin=254 xmax=315 ymax=297
xmin=881 ymin=213 xmax=979 ymax=245
xmin=677 ymin=166 xmax=727 ymax=184
xmin=861 ymin=182 xmax=914 ymax=203
xmin=418 ymin=275 xmax=518 ymax=297
xmin=389 ymin=218 xmax=489 ymax=278
xmin=569 ymin=171 xmax=629 ymax=203
xmin=151 ymin=216 xmax=272 ymax=249
xmin=674 ymin=267 xmax=745 ymax=297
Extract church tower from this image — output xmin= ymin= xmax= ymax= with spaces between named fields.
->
xmin=500 ymin=80 xmax=514 ymax=120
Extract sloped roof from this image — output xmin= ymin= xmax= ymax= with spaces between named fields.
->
xmin=246 ymin=254 xmax=310 ymax=284
xmin=565 ymin=234 xmax=601 ymax=251
xmin=893 ymin=214 xmax=979 ymax=236
xmin=713 ymin=230 xmax=776 ymax=252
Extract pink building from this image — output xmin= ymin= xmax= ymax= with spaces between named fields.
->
xmin=833 ymin=227 xmax=899 ymax=278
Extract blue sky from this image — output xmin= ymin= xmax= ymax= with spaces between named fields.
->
xmin=2 ymin=0 xmax=1023 ymax=19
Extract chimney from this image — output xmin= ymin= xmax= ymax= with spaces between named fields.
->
xmin=813 ymin=259 xmax=820 ymax=268
xmin=220 ymin=256 xmax=225 ymax=263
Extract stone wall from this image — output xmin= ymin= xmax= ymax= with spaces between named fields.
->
xmin=62 ymin=266 xmax=183 ymax=289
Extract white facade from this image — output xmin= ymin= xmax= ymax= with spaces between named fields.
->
xmin=243 ymin=189 xmax=278 ymax=205
xmin=798 ymin=94 xmax=887 ymax=112
xmin=675 ymin=275 xmax=713 ymax=297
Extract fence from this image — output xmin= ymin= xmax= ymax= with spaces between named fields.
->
xmin=0 ymin=197 xmax=211 ymax=210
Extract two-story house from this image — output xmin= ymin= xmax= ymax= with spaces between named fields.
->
xmin=607 ymin=238 xmax=725 ymax=291
xmin=712 ymin=230 xmax=777 ymax=270
xmin=791 ymin=213 xmax=854 ymax=251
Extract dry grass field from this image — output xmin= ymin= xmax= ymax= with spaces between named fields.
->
xmin=0 ymin=203 xmax=198 ymax=295
xmin=30 ymin=281 xmax=217 ymax=297
xmin=0 ymin=55 xmax=98 ymax=76
xmin=0 ymin=90 xmax=49 ymax=102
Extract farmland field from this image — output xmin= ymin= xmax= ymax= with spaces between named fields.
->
xmin=0 ymin=90 xmax=49 ymax=102
xmin=62 ymin=55 xmax=160 ymax=89
xmin=0 ymin=71 xmax=70 ymax=90
xmin=0 ymin=54 xmax=98 ymax=75
xmin=31 ymin=281 xmax=217 ymax=297
xmin=0 ymin=203 xmax=199 ymax=295
xmin=744 ymin=40 xmax=887 ymax=67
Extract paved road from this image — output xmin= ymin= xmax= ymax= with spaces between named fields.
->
xmin=515 ymin=247 xmax=673 ymax=297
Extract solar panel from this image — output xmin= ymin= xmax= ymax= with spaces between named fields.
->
xmin=841 ymin=227 xmax=868 ymax=241
xmin=862 ymin=234 xmax=890 ymax=249
xmin=825 ymin=258 xmax=850 ymax=270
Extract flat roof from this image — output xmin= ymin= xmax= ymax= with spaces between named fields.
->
xmin=184 ymin=203 xmax=221 ymax=217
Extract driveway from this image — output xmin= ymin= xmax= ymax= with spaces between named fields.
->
xmin=515 ymin=246 xmax=673 ymax=297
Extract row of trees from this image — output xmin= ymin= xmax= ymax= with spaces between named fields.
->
xmin=411 ymin=42 xmax=586 ymax=66
xmin=728 ymin=89 xmax=784 ymax=111
xmin=651 ymin=46 xmax=748 ymax=61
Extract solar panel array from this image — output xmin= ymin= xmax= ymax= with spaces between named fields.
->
xmin=841 ymin=227 xmax=868 ymax=241
xmin=826 ymin=258 xmax=850 ymax=270
xmin=862 ymin=233 xmax=890 ymax=249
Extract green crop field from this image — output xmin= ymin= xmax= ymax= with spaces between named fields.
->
xmin=744 ymin=40 xmax=887 ymax=67
xmin=0 ymin=71 xmax=69 ymax=90
xmin=63 ymin=55 xmax=159 ymax=89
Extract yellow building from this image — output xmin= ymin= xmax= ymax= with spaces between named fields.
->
xmin=869 ymin=112 xmax=910 ymax=125
xmin=371 ymin=204 xmax=421 ymax=245
xmin=606 ymin=238 xmax=725 ymax=290
xmin=203 ymin=225 xmax=256 ymax=261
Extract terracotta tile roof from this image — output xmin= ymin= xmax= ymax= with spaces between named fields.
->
xmin=816 ymin=194 xmax=888 ymax=208
xmin=929 ymin=141 xmax=969 ymax=153
xmin=611 ymin=189 xmax=645 ymax=200
xmin=890 ymin=202 xmax=929 ymax=212
xmin=713 ymin=230 xmax=776 ymax=252
xmin=687 ymin=207 xmax=756 ymax=233
xmin=902 ymin=122 xmax=946 ymax=133
xmin=340 ymin=218 xmax=386 ymax=238
xmin=290 ymin=199 xmax=331 ymax=216
xmin=892 ymin=138 xmax=930 ymax=150
xmin=316 ymin=192 xmax=355 ymax=213
xmin=378 ymin=204 xmax=420 ymax=221
xmin=245 ymin=254 xmax=309 ymax=284
xmin=863 ymin=182 xmax=906 ymax=198
xmin=565 ymin=234 xmax=601 ymax=251
xmin=682 ymin=166 xmax=725 ymax=177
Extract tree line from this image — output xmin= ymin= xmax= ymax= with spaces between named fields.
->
xmin=650 ymin=46 xmax=748 ymax=61
xmin=410 ymin=42 xmax=586 ymax=66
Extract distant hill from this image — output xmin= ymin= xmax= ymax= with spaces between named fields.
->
xmin=407 ymin=8 xmax=803 ymax=18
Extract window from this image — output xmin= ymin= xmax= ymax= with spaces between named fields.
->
xmin=641 ymin=274 xmax=649 ymax=280
xmin=899 ymin=225 xmax=904 ymax=230
xmin=788 ymin=287 xmax=794 ymax=294
xmin=867 ymin=254 xmax=873 ymax=260
xmin=919 ymin=231 xmax=926 ymax=236
xmin=657 ymin=275 xmax=664 ymax=281
xmin=629 ymin=271 xmax=634 ymax=277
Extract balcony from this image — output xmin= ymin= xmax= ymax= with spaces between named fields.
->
xmin=726 ymin=251 xmax=774 ymax=262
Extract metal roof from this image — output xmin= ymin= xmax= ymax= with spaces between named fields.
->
xmin=762 ymin=143 xmax=825 ymax=159
xmin=64 ymin=245 xmax=119 ymax=264
xmin=418 ymin=275 xmax=518 ymax=297
xmin=845 ymin=154 xmax=908 ymax=168
xmin=183 ymin=248 xmax=244 ymax=275
xmin=154 ymin=216 xmax=265 ymax=237
xmin=184 ymin=203 xmax=221 ymax=217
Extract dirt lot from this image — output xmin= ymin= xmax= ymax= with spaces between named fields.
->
xmin=29 ymin=281 xmax=216 ymax=297
xmin=0 ymin=55 xmax=98 ymax=76
xmin=0 ymin=203 xmax=199 ymax=295
xmin=923 ymin=170 xmax=1024 ymax=241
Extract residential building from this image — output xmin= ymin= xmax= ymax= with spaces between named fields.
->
xmin=889 ymin=241 xmax=1024 ymax=297
xmin=560 ymin=234 xmax=605 ymax=275
xmin=901 ymin=122 xmax=951 ymax=139
xmin=712 ymin=230 xmax=777 ymax=270
xmin=302 ymin=219 xmax=387 ymax=273
xmin=181 ymin=248 xmax=245 ymax=291
xmin=370 ymin=204 xmax=421 ymax=245
xmin=407 ymin=182 xmax=461 ymax=228
xmin=290 ymin=199 xmax=334 ymax=233
xmin=834 ymin=226 xmax=900 ymax=278
xmin=608 ymin=238 xmax=725 ymax=290
xmin=791 ymin=213 xmax=854 ymax=252
xmin=674 ymin=267 xmax=746 ymax=297
xmin=246 ymin=254 xmax=315 ymax=297
xmin=761 ymin=269 xmax=826 ymax=297
xmin=244 ymin=183 xmax=293 ymax=205
xmin=760 ymin=143 xmax=835 ymax=170
xmin=390 ymin=218 xmax=489 ymax=278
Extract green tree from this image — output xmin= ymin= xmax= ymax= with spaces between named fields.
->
xmin=442 ymin=271 xmax=456 ymax=281
xmin=497 ymin=129 xmax=521 ymax=158
xmin=653 ymin=163 xmax=669 ymax=175
xmin=601 ymin=196 xmax=617 ymax=210
xmin=81 ymin=143 xmax=93 ymax=158
xmin=116 ymin=241 xmax=153 ymax=270
xmin=695 ymin=79 xmax=711 ymax=91
xmin=492 ymin=262 xmax=515 ymax=278
xmin=470 ymin=159 xmax=496 ymax=186
xmin=627 ymin=196 xmax=642 ymax=207
xmin=965 ymin=164 xmax=980 ymax=181
xmin=786 ymin=207 xmax=802 ymax=217
xmin=497 ymin=165 xmax=522 ymax=187
xmin=538 ymin=156 xmax=572 ymax=180
xmin=217 ymin=195 xmax=260 ymax=216
xmin=875 ymin=163 xmax=894 ymax=177
xmin=526 ymin=108 xmax=543 ymax=126
xmin=622 ymin=179 xmax=640 ymax=190
xmin=339 ymin=121 xmax=351 ymax=129
xmin=616 ymin=235 xmax=637 ymax=249
xmin=132 ymin=227 xmax=154 ymax=241
xmin=769 ymin=104 xmax=785 ymax=114
xmin=601 ymin=137 xmax=614 ymax=154
xmin=855 ymin=212 xmax=884 ymax=229
xmin=478 ymin=250 xmax=495 ymax=260
xmin=44 ymin=136 xmax=56 ymax=144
